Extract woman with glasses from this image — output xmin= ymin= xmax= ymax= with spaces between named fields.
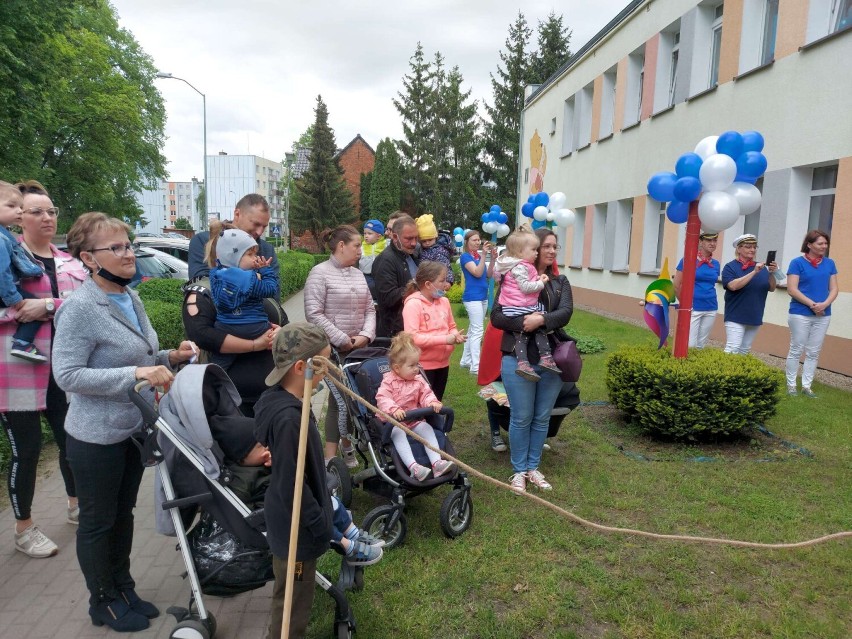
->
xmin=459 ymin=230 xmax=495 ymax=377
xmin=0 ymin=180 xmax=86 ymax=559
xmin=52 ymin=212 xmax=196 ymax=632
xmin=721 ymin=234 xmax=778 ymax=355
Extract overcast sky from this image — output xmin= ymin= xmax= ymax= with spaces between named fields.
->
xmin=110 ymin=0 xmax=628 ymax=182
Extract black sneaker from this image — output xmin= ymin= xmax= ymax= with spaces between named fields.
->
xmin=490 ymin=434 xmax=507 ymax=452
xmin=10 ymin=340 xmax=48 ymax=363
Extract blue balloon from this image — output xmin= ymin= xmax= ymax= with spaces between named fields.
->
xmin=534 ymin=192 xmax=549 ymax=207
xmin=521 ymin=202 xmax=535 ymax=218
xmin=675 ymin=153 xmax=703 ymax=178
xmin=527 ymin=194 xmax=536 ymax=203
xmin=490 ymin=204 xmax=501 ymax=214
xmin=498 ymin=212 xmax=508 ymax=224
xmin=736 ymin=151 xmax=767 ymax=178
xmin=531 ymin=219 xmax=547 ymax=230
xmin=673 ymin=176 xmax=702 ymax=202
xmin=666 ymin=200 xmax=689 ymax=224
xmin=647 ymin=171 xmax=678 ymax=202
xmin=716 ymin=131 xmax=744 ymax=159
xmin=734 ymin=172 xmax=757 ymax=185
xmin=453 ymin=227 xmax=463 ymax=236
xmin=481 ymin=212 xmax=490 ymax=223
xmin=741 ymin=130 xmax=765 ymax=153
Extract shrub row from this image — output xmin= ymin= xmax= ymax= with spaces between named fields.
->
xmin=605 ymin=346 xmax=783 ymax=440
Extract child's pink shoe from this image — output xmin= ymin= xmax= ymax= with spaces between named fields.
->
xmin=431 ymin=459 xmax=455 ymax=478
xmin=408 ymin=462 xmax=431 ymax=482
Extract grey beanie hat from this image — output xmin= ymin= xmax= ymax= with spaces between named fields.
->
xmin=216 ymin=228 xmax=257 ymax=267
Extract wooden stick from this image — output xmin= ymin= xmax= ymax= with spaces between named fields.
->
xmin=280 ymin=359 xmax=315 ymax=639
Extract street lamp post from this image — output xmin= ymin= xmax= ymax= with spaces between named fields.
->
xmin=284 ymin=151 xmax=295 ymax=249
xmin=155 ymin=71 xmax=208 ymax=230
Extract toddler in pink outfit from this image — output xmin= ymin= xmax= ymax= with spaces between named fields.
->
xmin=494 ymin=230 xmax=560 ymax=381
xmin=375 ymin=332 xmax=456 ymax=482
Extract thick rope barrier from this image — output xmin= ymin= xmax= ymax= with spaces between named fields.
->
xmin=312 ymin=356 xmax=851 ymax=550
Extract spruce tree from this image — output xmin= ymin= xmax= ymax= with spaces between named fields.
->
xmin=529 ymin=11 xmax=573 ymax=84
xmin=359 ymin=171 xmax=372 ymax=221
xmin=369 ymin=138 xmax=402 ymax=219
xmin=289 ymin=95 xmax=353 ymax=249
xmin=482 ymin=12 xmax=532 ymax=211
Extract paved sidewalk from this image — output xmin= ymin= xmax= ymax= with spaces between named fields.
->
xmin=0 ymin=290 xmax=330 ymax=638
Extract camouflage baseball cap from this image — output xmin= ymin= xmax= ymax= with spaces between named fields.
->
xmin=264 ymin=322 xmax=330 ymax=387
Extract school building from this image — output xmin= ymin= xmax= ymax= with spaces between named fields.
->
xmin=518 ymin=0 xmax=852 ymax=375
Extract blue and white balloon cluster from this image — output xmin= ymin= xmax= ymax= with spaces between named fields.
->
xmin=520 ymin=191 xmax=575 ymax=229
xmin=647 ymin=130 xmax=767 ymax=233
xmin=481 ymin=205 xmax=512 ymax=238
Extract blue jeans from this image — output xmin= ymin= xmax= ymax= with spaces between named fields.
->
xmin=330 ymin=495 xmax=351 ymax=544
xmin=501 ymin=356 xmax=562 ymax=474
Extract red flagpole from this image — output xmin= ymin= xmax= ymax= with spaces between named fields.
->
xmin=674 ymin=200 xmax=701 ymax=358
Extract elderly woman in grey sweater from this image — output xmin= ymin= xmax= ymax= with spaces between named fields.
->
xmin=52 ymin=213 xmax=195 ymax=633
xmin=304 ymin=224 xmax=376 ymax=464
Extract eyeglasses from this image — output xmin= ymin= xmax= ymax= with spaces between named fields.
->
xmin=88 ymin=243 xmax=134 ymax=257
xmin=23 ymin=207 xmax=59 ymax=218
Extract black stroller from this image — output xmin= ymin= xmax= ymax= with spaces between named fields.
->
xmin=325 ymin=346 xmax=473 ymax=549
xmin=129 ymin=364 xmax=358 ymax=639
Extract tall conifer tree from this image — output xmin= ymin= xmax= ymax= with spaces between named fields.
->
xmin=369 ymin=138 xmax=402 ymax=219
xmin=529 ymin=11 xmax=573 ymax=84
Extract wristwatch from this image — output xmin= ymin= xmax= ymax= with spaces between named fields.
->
xmin=44 ymin=299 xmax=55 ymax=314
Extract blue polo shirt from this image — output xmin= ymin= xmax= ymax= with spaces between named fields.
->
xmin=676 ymin=257 xmax=720 ymax=311
xmin=460 ymin=253 xmax=488 ymax=302
xmin=722 ymin=260 xmax=771 ymax=325
xmin=787 ymin=256 xmax=837 ymax=316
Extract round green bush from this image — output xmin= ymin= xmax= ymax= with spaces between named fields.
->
xmin=446 ymin=284 xmax=463 ymax=304
xmin=136 ymin=278 xmax=186 ymax=305
xmin=143 ymin=299 xmax=185 ymax=350
xmin=605 ymin=346 xmax=783 ymax=440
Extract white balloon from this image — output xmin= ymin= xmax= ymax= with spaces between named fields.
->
xmin=694 ymin=135 xmax=720 ymax=160
xmin=454 ymin=233 xmax=464 ymax=243
xmin=548 ymin=191 xmax=566 ymax=210
xmin=546 ymin=211 xmax=556 ymax=222
xmin=699 ymin=153 xmax=737 ymax=191
xmin=496 ymin=223 xmax=511 ymax=238
xmin=483 ymin=221 xmax=498 ymax=234
xmin=698 ymin=191 xmax=740 ymax=232
xmin=533 ymin=205 xmax=549 ymax=221
xmin=724 ymin=181 xmax=762 ymax=216
xmin=554 ymin=208 xmax=575 ymax=227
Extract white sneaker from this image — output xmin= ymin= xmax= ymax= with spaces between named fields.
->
xmin=15 ymin=524 xmax=58 ymax=558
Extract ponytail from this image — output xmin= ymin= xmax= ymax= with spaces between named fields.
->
xmin=205 ymin=220 xmax=236 ymax=267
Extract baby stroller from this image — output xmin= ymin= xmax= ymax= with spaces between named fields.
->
xmin=128 ymin=364 xmax=358 ymax=639
xmin=326 ymin=345 xmax=473 ymax=549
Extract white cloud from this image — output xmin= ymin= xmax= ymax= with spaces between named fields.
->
xmin=111 ymin=0 xmax=628 ymax=180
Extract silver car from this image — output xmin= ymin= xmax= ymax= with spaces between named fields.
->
xmin=135 ymin=245 xmax=189 ymax=280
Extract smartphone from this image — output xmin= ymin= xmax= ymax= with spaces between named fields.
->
xmin=766 ymin=250 xmax=776 ymax=265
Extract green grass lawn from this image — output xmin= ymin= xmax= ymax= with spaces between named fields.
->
xmin=311 ymin=309 xmax=851 ymax=639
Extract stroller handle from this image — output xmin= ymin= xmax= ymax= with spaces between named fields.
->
xmin=389 ymin=406 xmax=455 ymax=432
xmin=128 ymin=380 xmax=160 ymax=425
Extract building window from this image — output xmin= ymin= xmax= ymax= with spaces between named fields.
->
xmin=761 ymin=0 xmax=779 ymax=63
xmin=669 ymin=32 xmax=680 ymax=106
xmin=561 ymin=95 xmax=575 ymax=155
xmin=709 ymin=4 xmax=724 ymax=87
xmin=577 ymin=82 xmax=594 ymax=147
xmin=571 ymin=207 xmax=586 ymax=266
xmin=624 ymin=45 xmax=645 ymax=127
xmin=641 ymin=199 xmax=667 ymax=273
xmin=599 ymin=66 xmax=617 ymax=138
xmin=809 ymin=165 xmax=837 ymax=237
xmin=833 ymin=0 xmax=852 ymax=32
xmin=590 ymin=204 xmax=607 ymax=269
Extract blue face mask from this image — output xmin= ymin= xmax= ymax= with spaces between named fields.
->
xmin=432 ymin=289 xmax=446 ymax=299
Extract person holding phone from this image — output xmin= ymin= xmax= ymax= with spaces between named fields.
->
xmin=721 ymin=234 xmax=778 ymax=354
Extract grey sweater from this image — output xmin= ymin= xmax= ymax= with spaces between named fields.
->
xmin=53 ymin=277 xmax=173 ymax=444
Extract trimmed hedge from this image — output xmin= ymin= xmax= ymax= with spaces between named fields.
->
xmin=135 ymin=278 xmax=185 ymax=305
xmin=279 ymin=251 xmax=317 ymax=298
xmin=605 ymin=346 xmax=783 ymax=440
xmin=143 ymin=299 xmax=185 ymax=350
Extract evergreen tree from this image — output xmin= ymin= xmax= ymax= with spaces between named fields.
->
xmin=529 ymin=11 xmax=573 ymax=85
xmin=289 ymin=95 xmax=353 ymax=249
xmin=369 ymin=138 xmax=402 ymax=219
xmin=393 ymin=43 xmax=434 ymax=213
xmin=482 ymin=12 xmax=532 ymax=211
xmin=359 ymin=171 xmax=372 ymax=221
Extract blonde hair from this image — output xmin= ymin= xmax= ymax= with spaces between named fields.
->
xmin=205 ymin=219 xmax=236 ymax=267
xmin=66 ymin=212 xmax=132 ymax=259
xmin=505 ymin=228 xmax=538 ymax=258
xmin=404 ymin=260 xmax=447 ymax=298
xmin=388 ymin=331 xmax=420 ymax=369
xmin=0 ymin=181 xmax=21 ymax=202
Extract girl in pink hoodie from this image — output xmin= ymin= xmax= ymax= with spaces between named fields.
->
xmin=401 ymin=261 xmax=465 ymax=399
xmin=375 ymin=332 xmax=456 ymax=482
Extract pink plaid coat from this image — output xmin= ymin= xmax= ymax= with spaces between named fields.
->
xmin=0 ymin=241 xmax=87 ymax=412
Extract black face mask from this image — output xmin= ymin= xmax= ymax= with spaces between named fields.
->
xmin=93 ymin=258 xmax=133 ymax=287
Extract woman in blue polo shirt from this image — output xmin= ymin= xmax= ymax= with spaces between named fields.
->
xmin=784 ymin=230 xmax=839 ymax=397
xmin=722 ymin=233 xmax=778 ymax=354
xmin=674 ymin=231 xmax=720 ymax=348
xmin=459 ymin=230 xmax=495 ymax=375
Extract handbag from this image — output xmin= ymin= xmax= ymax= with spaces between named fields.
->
xmin=553 ymin=338 xmax=582 ymax=382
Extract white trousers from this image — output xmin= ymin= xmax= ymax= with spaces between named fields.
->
xmin=688 ymin=311 xmax=717 ymax=348
xmin=461 ymin=300 xmax=487 ymax=373
xmin=390 ymin=420 xmax=441 ymax=469
xmin=723 ymin=322 xmax=760 ymax=354
xmin=785 ymin=314 xmax=831 ymax=389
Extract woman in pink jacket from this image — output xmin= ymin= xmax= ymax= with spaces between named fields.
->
xmin=401 ymin=260 xmax=465 ymax=400
xmin=303 ymin=224 xmax=376 ymax=464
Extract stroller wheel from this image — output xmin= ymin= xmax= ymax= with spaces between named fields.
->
xmin=361 ymin=504 xmax=408 ymax=549
xmin=440 ymin=489 xmax=473 ymax=539
xmin=335 ymin=620 xmax=354 ymax=639
xmin=327 ymin=456 xmax=353 ymax=508
xmin=170 ymin=618 xmax=211 ymax=639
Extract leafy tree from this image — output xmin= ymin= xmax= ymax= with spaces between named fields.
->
xmin=195 ymin=185 xmax=206 ymax=229
xmin=173 ymin=217 xmax=193 ymax=230
xmin=289 ymin=95 xmax=353 ymax=249
xmin=529 ymin=11 xmax=573 ymax=85
xmin=393 ymin=43 xmax=434 ymax=214
xmin=482 ymin=12 xmax=532 ymax=211
xmin=369 ymin=138 xmax=402 ymax=221
xmin=0 ymin=0 xmax=166 ymax=230
xmin=359 ymin=171 xmax=372 ymax=221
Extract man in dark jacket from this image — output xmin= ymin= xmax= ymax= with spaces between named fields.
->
xmin=254 ymin=322 xmax=332 ymax=639
xmin=372 ymin=214 xmax=420 ymax=337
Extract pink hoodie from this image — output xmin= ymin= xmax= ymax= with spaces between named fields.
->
xmin=402 ymin=292 xmax=458 ymax=370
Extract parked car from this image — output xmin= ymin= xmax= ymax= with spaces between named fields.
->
xmin=135 ymin=232 xmax=166 ymax=238
xmin=133 ymin=238 xmax=190 ymax=264
xmin=135 ymin=245 xmax=188 ymax=280
xmin=163 ymin=232 xmax=190 ymax=240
